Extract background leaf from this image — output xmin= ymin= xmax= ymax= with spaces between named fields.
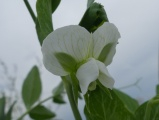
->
xmin=22 ymin=66 xmax=42 ymax=109
xmin=5 ymin=101 xmax=16 ymax=120
xmin=52 ymin=81 xmax=66 ymax=104
xmin=114 ymin=89 xmax=139 ymax=114
xmin=84 ymin=86 xmax=135 ymax=120
xmin=29 ymin=105 xmax=56 ymax=120
xmin=36 ymin=0 xmax=53 ymax=45
xmin=156 ymin=84 xmax=159 ymax=95
xmin=0 ymin=96 xmax=5 ymax=120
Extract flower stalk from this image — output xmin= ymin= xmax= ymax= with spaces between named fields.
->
xmin=62 ymin=76 xmax=82 ymax=120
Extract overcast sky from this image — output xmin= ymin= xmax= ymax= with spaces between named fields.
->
xmin=0 ymin=0 xmax=159 ymax=119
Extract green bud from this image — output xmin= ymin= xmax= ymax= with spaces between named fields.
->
xmin=79 ymin=2 xmax=109 ymax=33
xmin=88 ymin=81 xmax=97 ymax=91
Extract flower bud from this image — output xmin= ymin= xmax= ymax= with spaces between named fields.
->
xmin=79 ymin=2 xmax=109 ymax=32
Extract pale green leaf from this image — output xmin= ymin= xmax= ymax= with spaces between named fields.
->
xmin=114 ymin=89 xmax=139 ymax=114
xmin=53 ymin=95 xmax=65 ymax=104
xmin=53 ymin=81 xmax=64 ymax=97
xmin=52 ymin=81 xmax=66 ymax=104
xmin=156 ymin=84 xmax=159 ymax=95
xmin=22 ymin=66 xmax=42 ymax=109
xmin=85 ymin=86 xmax=135 ymax=120
xmin=36 ymin=0 xmax=53 ymax=45
xmin=5 ymin=101 xmax=16 ymax=120
xmin=29 ymin=105 xmax=56 ymax=120
xmin=35 ymin=20 xmax=45 ymax=45
xmin=0 ymin=96 xmax=5 ymax=120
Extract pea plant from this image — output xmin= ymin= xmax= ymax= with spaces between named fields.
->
xmin=0 ymin=0 xmax=159 ymax=120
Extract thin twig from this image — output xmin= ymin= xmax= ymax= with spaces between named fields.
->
xmin=17 ymin=95 xmax=53 ymax=120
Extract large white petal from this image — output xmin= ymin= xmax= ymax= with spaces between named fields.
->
xmin=42 ymin=25 xmax=92 ymax=76
xmin=96 ymin=60 xmax=114 ymax=89
xmin=42 ymin=38 xmax=69 ymax=76
xmin=76 ymin=58 xmax=99 ymax=94
xmin=92 ymin=22 xmax=120 ymax=66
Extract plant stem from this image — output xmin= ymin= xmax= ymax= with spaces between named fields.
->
xmin=17 ymin=96 xmax=53 ymax=120
xmin=62 ymin=76 xmax=82 ymax=120
xmin=23 ymin=0 xmax=36 ymax=24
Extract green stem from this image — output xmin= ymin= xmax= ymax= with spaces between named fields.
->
xmin=62 ymin=76 xmax=82 ymax=120
xmin=17 ymin=96 xmax=53 ymax=120
xmin=23 ymin=0 xmax=36 ymax=24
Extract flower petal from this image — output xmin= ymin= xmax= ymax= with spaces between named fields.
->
xmin=92 ymin=22 xmax=120 ymax=66
xmin=76 ymin=58 xmax=99 ymax=94
xmin=42 ymin=25 xmax=92 ymax=76
xmin=96 ymin=60 xmax=114 ymax=89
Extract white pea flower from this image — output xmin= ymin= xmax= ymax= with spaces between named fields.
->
xmin=42 ymin=22 xmax=120 ymax=94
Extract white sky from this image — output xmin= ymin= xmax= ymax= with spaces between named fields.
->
xmin=0 ymin=0 xmax=159 ymax=119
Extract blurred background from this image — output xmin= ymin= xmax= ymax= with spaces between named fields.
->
xmin=0 ymin=0 xmax=158 ymax=119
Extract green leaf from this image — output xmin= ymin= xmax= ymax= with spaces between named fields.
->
xmin=96 ymin=80 xmax=112 ymax=99
xmin=51 ymin=0 xmax=61 ymax=13
xmin=53 ymin=81 xmax=64 ymax=97
xmin=36 ymin=0 xmax=53 ymax=45
xmin=135 ymin=102 xmax=147 ymax=120
xmin=55 ymin=52 xmax=78 ymax=73
xmin=84 ymin=86 xmax=135 ymax=120
xmin=35 ymin=19 xmax=45 ymax=45
xmin=114 ymin=89 xmax=139 ymax=114
xmin=79 ymin=2 xmax=109 ymax=32
xmin=53 ymin=95 xmax=65 ymax=104
xmin=135 ymin=95 xmax=159 ymax=120
xmin=156 ymin=84 xmax=159 ymax=95
xmin=87 ymin=0 xmax=95 ymax=8
xmin=52 ymin=81 xmax=66 ymax=104
xmin=29 ymin=105 xmax=56 ymax=120
xmin=22 ymin=66 xmax=42 ymax=109
xmin=0 ymin=96 xmax=5 ymax=120
xmin=5 ymin=101 xmax=16 ymax=120
xmin=84 ymin=106 xmax=92 ymax=120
